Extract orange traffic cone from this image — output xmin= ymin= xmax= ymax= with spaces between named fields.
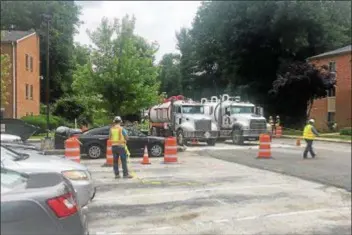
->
xmin=141 ymin=146 xmax=151 ymax=165
xmin=296 ymin=137 xmax=301 ymax=146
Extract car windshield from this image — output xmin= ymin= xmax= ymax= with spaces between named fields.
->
xmin=230 ymin=106 xmax=254 ymax=114
xmin=182 ymin=105 xmax=204 ymax=114
xmin=1 ymin=146 xmax=28 ymax=161
xmin=127 ymin=128 xmax=146 ymax=137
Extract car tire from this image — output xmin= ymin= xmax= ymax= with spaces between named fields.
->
xmin=149 ymin=143 xmax=163 ymax=158
xmin=87 ymin=144 xmax=104 ymax=159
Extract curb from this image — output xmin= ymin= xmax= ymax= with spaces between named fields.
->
xmin=281 ymin=135 xmax=351 ymax=144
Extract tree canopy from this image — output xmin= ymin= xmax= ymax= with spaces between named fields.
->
xmin=73 ymin=15 xmax=161 ymax=116
xmin=172 ymin=0 xmax=351 ymax=126
xmin=0 ymin=1 xmax=81 ymax=102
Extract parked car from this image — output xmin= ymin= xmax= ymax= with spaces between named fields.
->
xmin=79 ymin=126 xmax=165 ymax=159
xmin=1 ymin=167 xmax=89 ymax=235
xmin=0 ymin=145 xmax=96 ymax=208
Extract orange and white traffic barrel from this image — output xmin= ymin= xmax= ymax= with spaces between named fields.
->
xmin=164 ymin=137 xmax=178 ymax=163
xmin=275 ymin=126 xmax=282 ymax=138
xmin=106 ymin=140 xmax=113 ymax=166
xmin=65 ymin=137 xmax=81 ymax=163
xmin=257 ymin=134 xmax=272 ymax=159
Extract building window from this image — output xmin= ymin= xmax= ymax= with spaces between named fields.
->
xmin=30 ymin=85 xmax=33 ymax=100
xmin=25 ymin=54 xmax=29 ymax=71
xmin=327 ymin=86 xmax=336 ymax=97
xmin=328 ymin=61 xmax=336 ymax=72
xmin=25 ymin=84 xmax=29 ymax=100
xmin=30 ymin=56 xmax=33 ymax=72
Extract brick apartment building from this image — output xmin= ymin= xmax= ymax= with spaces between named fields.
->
xmin=307 ymin=45 xmax=351 ymax=131
xmin=1 ymin=30 xmax=40 ymax=119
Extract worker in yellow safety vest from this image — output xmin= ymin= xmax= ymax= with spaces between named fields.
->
xmin=269 ymin=116 xmax=275 ymax=135
xmin=109 ymin=116 xmax=132 ymax=179
xmin=302 ymin=119 xmax=319 ymax=159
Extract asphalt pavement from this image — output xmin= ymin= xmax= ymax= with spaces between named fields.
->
xmin=83 ymin=148 xmax=351 ymax=234
xmin=199 ymin=139 xmax=352 ymax=192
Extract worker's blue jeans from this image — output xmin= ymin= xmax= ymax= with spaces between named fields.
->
xmin=112 ymin=145 xmax=128 ymax=176
xmin=303 ymin=139 xmax=316 ymax=158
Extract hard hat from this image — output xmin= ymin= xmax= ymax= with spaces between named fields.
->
xmin=276 ymin=115 xmax=280 ymax=118
xmin=308 ymin=119 xmax=315 ymax=123
xmin=113 ymin=116 xmax=122 ymax=122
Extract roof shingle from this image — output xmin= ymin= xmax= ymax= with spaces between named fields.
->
xmin=1 ymin=30 xmax=36 ymax=43
xmin=308 ymin=45 xmax=352 ymax=60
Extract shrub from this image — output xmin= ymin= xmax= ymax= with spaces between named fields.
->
xmin=53 ymin=96 xmax=91 ymax=123
xmin=21 ymin=114 xmax=66 ymax=133
xmin=340 ymin=127 xmax=352 ymax=136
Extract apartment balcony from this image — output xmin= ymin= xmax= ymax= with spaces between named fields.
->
xmin=327 ymin=96 xmax=336 ymax=112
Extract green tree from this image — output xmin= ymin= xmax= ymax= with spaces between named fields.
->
xmin=158 ymin=53 xmax=182 ymax=96
xmin=85 ymin=15 xmax=160 ymax=115
xmin=0 ymin=1 xmax=82 ymax=102
xmin=1 ymin=52 xmax=11 ymax=107
xmin=176 ymin=1 xmax=351 ymax=123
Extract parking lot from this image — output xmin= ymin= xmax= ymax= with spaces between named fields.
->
xmin=83 ymin=143 xmax=351 ymax=235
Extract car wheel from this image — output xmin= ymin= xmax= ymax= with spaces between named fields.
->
xmin=149 ymin=144 xmax=163 ymax=158
xmin=87 ymin=144 xmax=104 ymax=159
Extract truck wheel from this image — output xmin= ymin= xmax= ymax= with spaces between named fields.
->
xmin=206 ymin=139 xmax=216 ymax=146
xmin=232 ymin=129 xmax=244 ymax=145
xmin=176 ymin=129 xmax=186 ymax=146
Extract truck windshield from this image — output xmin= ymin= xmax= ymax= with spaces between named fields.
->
xmin=182 ymin=105 xmax=204 ymax=114
xmin=230 ymin=106 xmax=254 ymax=114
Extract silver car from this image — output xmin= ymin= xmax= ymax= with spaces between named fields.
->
xmin=1 ymin=167 xmax=89 ymax=235
xmin=0 ymin=145 xmax=96 ymax=208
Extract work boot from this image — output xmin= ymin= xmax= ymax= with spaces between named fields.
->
xmin=123 ymin=174 xmax=133 ymax=179
xmin=115 ymin=174 xmax=121 ymax=179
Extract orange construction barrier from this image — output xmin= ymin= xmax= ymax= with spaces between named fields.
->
xmin=257 ymin=134 xmax=272 ymax=159
xmin=106 ymin=140 xmax=113 ymax=166
xmin=164 ymin=137 xmax=178 ymax=163
xmin=296 ymin=137 xmax=301 ymax=146
xmin=275 ymin=126 xmax=282 ymax=138
xmin=191 ymin=138 xmax=198 ymax=145
xmin=141 ymin=146 xmax=151 ymax=164
xmin=105 ymin=140 xmax=122 ymax=166
xmin=65 ymin=137 xmax=81 ymax=163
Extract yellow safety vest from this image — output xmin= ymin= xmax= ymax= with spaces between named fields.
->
xmin=303 ymin=124 xmax=315 ymax=140
xmin=110 ymin=126 xmax=126 ymax=146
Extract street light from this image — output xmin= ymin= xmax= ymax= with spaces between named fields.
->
xmin=42 ymin=14 xmax=51 ymax=138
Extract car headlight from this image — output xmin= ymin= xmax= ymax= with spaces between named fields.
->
xmin=62 ymin=170 xmax=89 ymax=181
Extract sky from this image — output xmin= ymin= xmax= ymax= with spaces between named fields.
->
xmin=75 ymin=1 xmax=202 ymax=62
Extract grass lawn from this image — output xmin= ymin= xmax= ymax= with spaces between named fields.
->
xmin=283 ymin=128 xmax=351 ymax=141
xmin=29 ymin=132 xmax=54 ymax=139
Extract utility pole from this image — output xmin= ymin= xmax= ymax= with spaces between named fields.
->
xmin=43 ymin=14 xmax=51 ymax=138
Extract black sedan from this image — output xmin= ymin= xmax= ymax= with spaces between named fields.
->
xmin=78 ymin=126 xmax=165 ymax=159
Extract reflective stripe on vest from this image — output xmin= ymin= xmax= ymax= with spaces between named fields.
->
xmin=303 ymin=124 xmax=315 ymax=140
xmin=111 ymin=126 xmax=126 ymax=145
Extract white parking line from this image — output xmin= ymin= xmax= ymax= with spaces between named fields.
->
xmin=93 ymin=183 xmax=292 ymax=201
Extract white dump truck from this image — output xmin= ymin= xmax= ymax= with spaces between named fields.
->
xmin=201 ymin=94 xmax=270 ymax=145
xmin=149 ymin=96 xmax=219 ymax=146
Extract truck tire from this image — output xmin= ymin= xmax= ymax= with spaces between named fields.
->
xmin=232 ymin=129 xmax=244 ymax=145
xmin=176 ymin=129 xmax=186 ymax=146
xmin=206 ymin=139 xmax=217 ymax=146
